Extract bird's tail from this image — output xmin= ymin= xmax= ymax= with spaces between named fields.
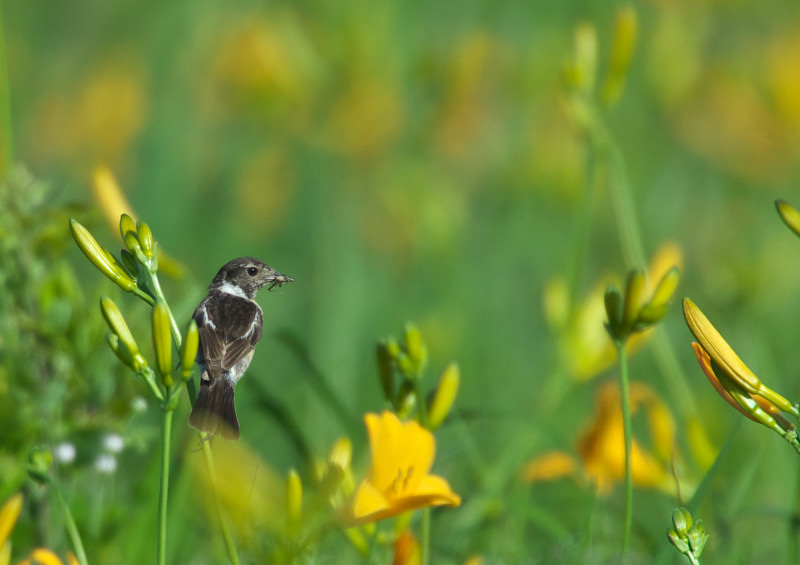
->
xmin=189 ymin=376 xmax=239 ymax=440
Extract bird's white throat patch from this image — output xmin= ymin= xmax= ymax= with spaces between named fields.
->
xmin=218 ymin=280 xmax=249 ymax=299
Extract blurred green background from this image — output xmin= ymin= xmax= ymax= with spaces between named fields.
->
xmin=4 ymin=0 xmax=800 ymax=562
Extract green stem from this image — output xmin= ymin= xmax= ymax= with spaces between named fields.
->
xmin=157 ymin=408 xmax=174 ymax=565
xmin=52 ymin=481 xmax=88 ymax=565
xmin=0 ymin=0 xmax=12 ymax=176
xmin=412 ymin=378 xmax=430 ymax=565
xmin=616 ymin=340 xmax=633 ymax=553
xmin=201 ymin=441 xmax=242 ymax=565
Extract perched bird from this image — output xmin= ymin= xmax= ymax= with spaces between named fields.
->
xmin=189 ymin=257 xmax=292 ymax=440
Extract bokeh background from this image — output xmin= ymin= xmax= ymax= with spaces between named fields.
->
xmin=4 ymin=0 xmax=800 ymax=563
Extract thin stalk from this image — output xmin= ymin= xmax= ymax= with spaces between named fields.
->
xmin=413 ymin=378 xmax=431 ymax=565
xmin=157 ymin=409 xmax=174 ymax=565
xmin=0 ymin=0 xmax=12 ymax=176
xmin=52 ymin=482 xmax=88 ymax=565
xmin=201 ymin=441 xmax=242 ymax=565
xmin=616 ymin=340 xmax=634 ymax=553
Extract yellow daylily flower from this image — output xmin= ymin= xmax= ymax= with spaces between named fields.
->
xmin=0 ymin=494 xmax=22 ymax=557
xmin=347 ymin=411 xmax=461 ymax=525
xmin=522 ymin=381 xmax=680 ymax=496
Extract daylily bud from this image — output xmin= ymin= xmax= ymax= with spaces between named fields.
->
xmin=649 ymin=267 xmax=680 ymax=309
xmin=152 ymin=302 xmax=173 ymax=387
xmin=384 ymin=337 xmax=401 ymax=359
xmin=776 ymin=199 xmax=800 ymax=238
xmin=120 ymin=249 xmax=139 ymax=278
xmin=100 ymin=296 xmax=140 ymax=357
xmin=119 ymin=213 xmax=137 ymax=240
xmin=621 ymin=270 xmax=646 ymax=332
xmin=671 ymin=507 xmax=691 ymax=536
xmin=565 ymin=23 xmax=597 ymax=95
xmin=683 ymin=298 xmax=796 ymax=415
xmin=602 ymin=6 xmax=638 ymax=106
xmin=396 ymin=381 xmax=416 ymax=419
xmin=604 ymin=284 xmax=623 ymax=331
xmin=376 ymin=341 xmax=395 ymax=402
xmin=70 ymin=219 xmax=137 ymax=292
xmin=688 ymin=520 xmax=708 ymax=554
xmin=285 ymin=469 xmax=303 ymax=537
xmin=136 ymin=221 xmax=155 ymax=260
xmin=396 ymin=353 xmax=415 ymax=379
xmin=180 ymin=319 xmax=199 ymax=381
xmin=108 ymin=333 xmax=148 ymax=373
xmin=404 ymin=323 xmax=427 ymax=374
xmin=637 ymin=302 xmax=668 ymax=326
xmin=27 ymin=448 xmax=52 ymax=484
xmin=428 ymin=363 xmax=460 ymax=430
xmin=124 ymin=231 xmax=143 ymax=258
xmin=667 ymin=529 xmax=689 ymax=554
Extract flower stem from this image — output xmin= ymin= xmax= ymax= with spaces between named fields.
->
xmin=413 ymin=378 xmax=431 ymax=565
xmin=201 ymin=441 xmax=242 ymax=565
xmin=616 ymin=340 xmax=634 ymax=552
xmin=52 ymin=482 xmax=88 ymax=565
xmin=157 ymin=408 xmax=174 ymax=565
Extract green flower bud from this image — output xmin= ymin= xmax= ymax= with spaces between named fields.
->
xmin=637 ymin=302 xmax=668 ymax=326
xmin=136 ymin=221 xmax=154 ymax=259
xmin=667 ymin=530 xmax=689 ymax=554
xmin=621 ymin=269 xmax=646 ymax=332
xmin=396 ymin=353 xmax=415 ymax=379
xmin=152 ymin=302 xmax=173 ymax=387
xmin=602 ymin=6 xmax=638 ymax=106
xmin=384 ymin=337 xmax=401 ymax=359
xmin=395 ymin=380 xmax=416 ymax=419
xmin=285 ymin=469 xmax=303 ymax=537
xmin=688 ymin=520 xmax=708 ymax=555
xmin=428 ymin=363 xmax=460 ymax=430
xmin=100 ymin=296 xmax=140 ymax=357
xmin=27 ymin=447 xmax=53 ymax=484
xmin=649 ymin=266 xmax=680 ymax=309
xmin=108 ymin=333 xmax=148 ymax=373
xmin=70 ymin=219 xmax=137 ymax=292
xmin=404 ymin=323 xmax=427 ymax=373
xmin=120 ymin=249 xmax=139 ymax=278
xmin=776 ymin=199 xmax=800 ymax=239
xmin=671 ymin=507 xmax=691 ymax=536
xmin=604 ymin=284 xmax=623 ymax=333
xmin=124 ymin=231 xmax=143 ymax=258
xmin=376 ymin=341 xmax=395 ymax=402
xmin=180 ymin=319 xmax=199 ymax=381
xmin=119 ymin=213 xmax=137 ymax=240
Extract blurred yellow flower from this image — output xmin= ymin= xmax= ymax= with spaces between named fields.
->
xmin=522 ymin=381 xmax=678 ymax=496
xmin=551 ymin=242 xmax=683 ymax=380
xmin=0 ymin=494 xmax=78 ymax=565
xmin=578 ymin=381 xmax=676 ymax=494
xmin=16 ymin=548 xmax=79 ymax=565
xmin=392 ymin=530 xmax=420 ymax=565
xmin=347 ymin=411 xmax=461 ymax=525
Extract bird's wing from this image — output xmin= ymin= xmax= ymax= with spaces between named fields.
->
xmin=194 ymin=295 xmax=263 ymax=377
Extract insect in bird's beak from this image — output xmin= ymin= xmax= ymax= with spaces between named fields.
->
xmin=268 ymin=274 xmax=294 ymax=291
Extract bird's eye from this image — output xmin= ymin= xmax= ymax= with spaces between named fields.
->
xmin=247 ymin=267 xmax=258 ymax=276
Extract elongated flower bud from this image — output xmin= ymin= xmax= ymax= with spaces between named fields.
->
xmin=100 ymin=296 xmax=139 ymax=356
xmin=119 ymin=213 xmax=137 ymax=240
xmin=70 ymin=219 xmax=137 ymax=292
xmin=180 ymin=319 xmax=199 ymax=381
xmin=136 ymin=221 xmax=155 ymax=259
xmin=649 ymin=267 xmax=680 ymax=309
xmin=621 ymin=270 xmax=646 ymax=332
xmin=376 ymin=341 xmax=395 ymax=402
xmin=108 ymin=333 xmax=148 ymax=373
xmin=404 ymin=323 xmax=427 ymax=375
xmin=285 ymin=469 xmax=303 ymax=537
xmin=428 ymin=363 xmax=460 ymax=430
xmin=776 ymin=199 xmax=800 ymax=238
xmin=152 ymin=302 xmax=173 ymax=387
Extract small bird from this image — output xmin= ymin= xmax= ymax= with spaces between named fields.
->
xmin=189 ymin=257 xmax=292 ymax=440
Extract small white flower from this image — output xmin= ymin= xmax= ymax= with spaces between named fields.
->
xmin=103 ymin=433 xmax=125 ymax=454
xmin=131 ymin=396 xmax=148 ymax=413
xmin=95 ymin=454 xmax=117 ymax=475
xmin=53 ymin=442 xmax=76 ymax=464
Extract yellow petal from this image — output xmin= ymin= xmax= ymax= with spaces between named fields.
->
xmin=0 ymin=494 xmax=22 ymax=551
